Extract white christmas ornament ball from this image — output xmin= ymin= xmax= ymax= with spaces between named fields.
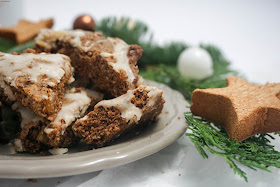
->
xmin=177 ymin=47 xmax=213 ymax=80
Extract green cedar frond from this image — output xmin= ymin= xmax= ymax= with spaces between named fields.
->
xmin=0 ymin=38 xmax=34 ymax=53
xmin=0 ymin=38 xmax=16 ymax=52
xmin=7 ymin=41 xmax=34 ymax=53
xmin=96 ymin=17 xmax=150 ymax=45
xmin=139 ymin=42 xmax=188 ymax=66
xmin=185 ymin=114 xmax=280 ymax=182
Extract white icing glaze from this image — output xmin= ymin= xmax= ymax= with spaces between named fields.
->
xmin=12 ymin=102 xmax=43 ymax=128
xmin=14 ymin=139 xmax=23 ymax=152
xmin=62 ymin=30 xmax=102 ymax=51
xmin=35 ymin=29 xmax=67 ymax=50
xmin=0 ymin=52 xmax=74 ymax=100
xmin=68 ymin=68 xmax=75 ymax=84
xmin=0 ymin=80 xmax=15 ymax=100
xmin=136 ymin=75 xmax=145 ymax=86
xmin=44 ymin=88 xmax=103 ymax=134
xmin=41 ymin=95 xmax=49 ymax=99
xmin=100 ymin=37 xmax=135 ymax=87
xmin=63 ymin=30 xmax=86 ymax=48
xmin=85 ymin=88 xmax=104 ymax=102
xmin=36 ymin=30 xmax=135 ymax=87
xmin=49 ymin=148 xmax=68 ymax=155
xmin=47 ymin=82 xmax=56 ymax=87
xmin=36 ymin=29 xmax=102 ymax=52
xmin=79 ymin=114 xmax=89 ymax=121
xmin=144 ymin=85 xmax=163 ymax=106
xmin=95 ymin=85 xmax=163 ymax=122
xmin=95 ymin=89 xmax=142 ymax=122
xmin=44 ymin=128 xmax=54 ymax=134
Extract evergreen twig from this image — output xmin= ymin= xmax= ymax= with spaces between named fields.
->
xmin=185 ymin=113 xmax=280 ymax=182
xmin=0 ymin=38 xmax=34 ymax=53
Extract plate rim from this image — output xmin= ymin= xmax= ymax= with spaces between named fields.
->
xmin=0 ymin=81 xmax=189 ymax=179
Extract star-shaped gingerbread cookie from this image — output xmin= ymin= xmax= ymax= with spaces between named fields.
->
xmin=190 ymin=76 xmax=280 ymax=142
xmin=0 ymin=19 xmax=53 ymax=44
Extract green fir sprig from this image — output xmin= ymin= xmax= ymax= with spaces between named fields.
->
xmin=0 ymin=38 xmax=34 ymax=53
xmin=6 ymin=41 xmax=34 ymax=53
xmin=185 ymin=113 xmax=280 ymax=181
xmin=0 ymin=38 xmax=16 ymax=52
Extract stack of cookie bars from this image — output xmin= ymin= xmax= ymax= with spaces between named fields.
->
xmin=0 ymin=29 xmax=165 ymax=153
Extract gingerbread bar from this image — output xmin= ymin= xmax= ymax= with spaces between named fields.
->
xmin=0 ymin=19 xmax=53 ymax=44
xmin=13 ymin=87 xmax=103 ymax=153
xmin=44 ymin=87 xmax=103 ymax=147
xmin=190 ymin=76 xmax=280 ymax=142
xmin=72 ymin=85 xmax=165 ymax=147
xmin=13 ymin=102 xmax=48 ymax=153
xmin=0 ymin=50 xmax=74 ymax=121
xmin=34 ymin=29 xmax=143 ymax=96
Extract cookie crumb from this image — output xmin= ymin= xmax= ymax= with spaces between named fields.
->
xmin=165 ymin=111 xmax=169 ymax=114
xmin=40 ymin=151 xmax=47 ymax=156
xmin=26 ymin=179 xmax=37 ymax=183
xmin=166 ymin=123 xmax=168 ymax=126
xmin=179 ymin=174 xmax=181 ymax=176
xmin=178 ymin=117 xmax=181 ymax=119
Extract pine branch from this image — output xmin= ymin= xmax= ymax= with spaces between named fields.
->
xmin=139 ymin=42 xmax=187 ymax=66
xmin=185 ymin=113 xmax=280 ymax=182
xmin=0 ymin=38 xmax=34 ymax=53
xmin=0 ymin=38 xmax=16 ymax=52
xmin=7 ymin=41 xmax=34 ymax=53
xmin=96 ymin=17 xmax=150 ymax=45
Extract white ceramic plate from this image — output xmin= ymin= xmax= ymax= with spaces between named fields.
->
xmin=0 ymin=81 xmax=189 ymax=178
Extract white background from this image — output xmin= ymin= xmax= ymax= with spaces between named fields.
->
xmin=0 ymin=0 xmax=280 ymax=186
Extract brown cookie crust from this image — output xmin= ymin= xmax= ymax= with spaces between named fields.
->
xmin=72 ymin=86 xmax=165 ymax=147
xmin=34 ymin=30 xmax=143 ymax=96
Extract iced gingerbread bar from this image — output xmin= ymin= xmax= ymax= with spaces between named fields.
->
xmin=0 ymin=49 xmax=74 ymax=121
xmin=13 ymin=88 xmax=103 ymax=153
xmin=34 ymin=29 xmax=143 ymax=96
xmin=72 ymin=85 xmax=165 ymax=147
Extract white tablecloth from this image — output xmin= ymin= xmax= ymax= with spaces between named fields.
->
xmin=0 ymin=0 xmax=279 ymax=186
